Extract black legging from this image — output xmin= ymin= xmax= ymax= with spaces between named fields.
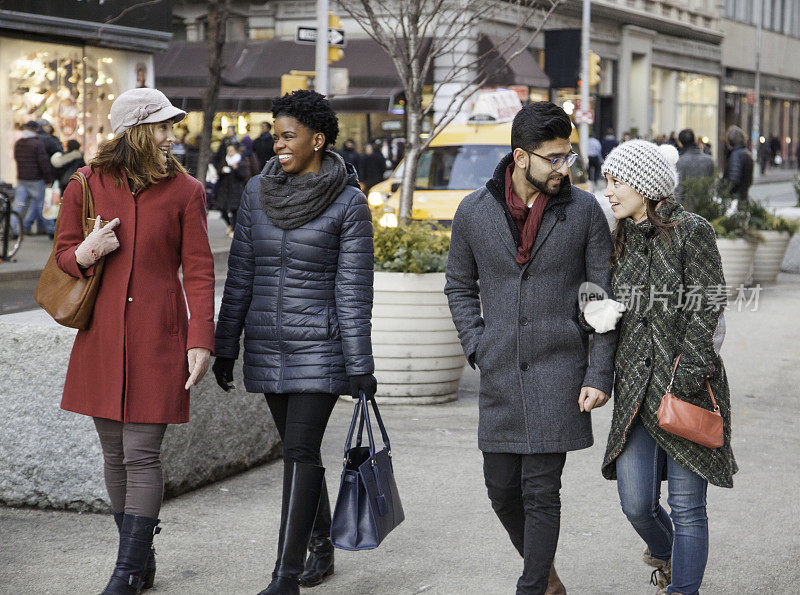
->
xmin=265 ymin=393 xmax=338 ymax=465
xmin=265 ymin=393 xmax=338 ymax=539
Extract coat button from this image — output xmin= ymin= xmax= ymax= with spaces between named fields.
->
xmin=520 ymin=317 xmax=529 ymax=326
xmin=127 ymin=297 xmax=133 ymax=302
xmin=520 ymin=362 xmax=529 ymax=371
xmin=644 ymin=357 xmax=652 ymax=367
xmin=641 ymin=318 xmax=648 ymax=327
xmin=522 ymin=272 xmax=530 ymax=280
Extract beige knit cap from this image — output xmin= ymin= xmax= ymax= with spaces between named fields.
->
xmin=109 ymin=88 xmax=186 ymax=136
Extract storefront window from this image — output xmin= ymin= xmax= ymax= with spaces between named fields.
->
xmin=0 ymin=37 xmax=153 ymax=183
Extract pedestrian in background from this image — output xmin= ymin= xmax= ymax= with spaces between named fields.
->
xmin=722 ymin=126 xmax=753 ymax=211
xmin=587 ymin=134 xmax=604 ymax=191
xmin=601 ymin=128 xmax=619 ymax=159
xmin=37 ymin=118 xmax=63 ymax=157
xmin=239 ymin=136 xmax=261 ymax=181
xmin=55 ymin=88 xmax=215 ymax=594
xmin=358 ymin=142 xmax=386 ymax=190
xmin=445 ymin=101 xmax=618 ymax=595
xmin=757 ymin=138 xmax=770 ymax=175
xmin=214 ymin=142 xmax=249 ymax=238
xmin=213 ymin=90 xmax=376 ymax=595
xmin=13 ymin=120 xmax=53 ymax=235
xmin=51 ymin=139 xmax=86 ymax=190
xmin=769 ymin=135 xmax=782 ymax=167
xmin=600 ymin=140 xmax=737 ymax=595
xmin=253 ymin=121 xmax=276 ymax=168
xmin=337 ymin=138 xmax=361 ymax=173
xmin=675 ymin=128 xmax=714 ymax=208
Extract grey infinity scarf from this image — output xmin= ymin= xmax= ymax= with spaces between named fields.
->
xmin=259 ymin=149 xmax=348 ymax=230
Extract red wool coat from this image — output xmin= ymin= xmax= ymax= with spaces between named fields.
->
xmin=55 ymin=166 xmax=215 ymax=423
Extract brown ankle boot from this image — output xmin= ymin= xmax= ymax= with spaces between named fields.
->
xmin=546 ymin=565 xmax=566 ymax=595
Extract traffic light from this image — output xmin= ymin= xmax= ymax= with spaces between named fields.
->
xmin=281 ymin=73 xmax=308 ymax=96
xmin=328 ymin=13 xmax=344 ymax=64
xmin=589 ymin=51 xmax=601 ymax=87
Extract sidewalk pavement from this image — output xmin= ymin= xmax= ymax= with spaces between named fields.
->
xmin=2 ymin=273 xmax=798 ymax=594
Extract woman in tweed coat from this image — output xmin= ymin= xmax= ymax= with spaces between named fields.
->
xmin=598 ymin=141 xmax=737 ymax=595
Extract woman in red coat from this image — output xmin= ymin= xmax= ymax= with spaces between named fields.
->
xmin=55 ymin=88 xmax=215 ymax=595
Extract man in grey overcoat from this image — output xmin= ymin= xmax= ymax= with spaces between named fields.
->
xmin=445 ymin=102 xmax=618 ymax=595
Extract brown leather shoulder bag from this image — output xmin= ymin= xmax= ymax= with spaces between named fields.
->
xmin=657 ymin=354 xmax=723 ymax=449
xmin=34 ymin=172 xmax=105 ymax=329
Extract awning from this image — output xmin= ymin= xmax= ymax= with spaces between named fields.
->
xmin=156 ymin=39 xmax=429 ymax=112
xmin=479 ymin=35 xmax=550 ymax=89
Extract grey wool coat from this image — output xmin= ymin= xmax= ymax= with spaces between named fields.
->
xmin=445 ymin=154 xmax=618 ymax=454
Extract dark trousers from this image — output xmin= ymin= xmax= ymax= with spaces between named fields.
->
xmin=588 ymin=155 xmax=602 ymax=182
xmin=483 ymin=452 xmax=567 ymax=595
xmin=265 ymin=393 xmax=338 ymax=538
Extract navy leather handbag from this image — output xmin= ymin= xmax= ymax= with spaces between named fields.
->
xmin=330 ymin=392 xmax=404 ymax=550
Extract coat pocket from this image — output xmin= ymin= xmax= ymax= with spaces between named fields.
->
xmin=326 ymin=303 xmax=340 ymax=340
xmin=167 ymin=290 xmax=178 ymax=336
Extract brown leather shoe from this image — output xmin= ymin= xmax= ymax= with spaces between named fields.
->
xmin=546 ymin=565 xmax=566 ymax=595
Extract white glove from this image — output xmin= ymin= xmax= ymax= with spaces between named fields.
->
xmin=75 ymin=216 xmax=121 ymax=267
xmin=582 ymin=299 xmax=626 ymax=334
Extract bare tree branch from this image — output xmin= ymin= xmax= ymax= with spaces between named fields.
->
xmin=98 ymin=0 xmax=166 ymax=33
xmin=338 ymin=0 xmax=564 ymax=222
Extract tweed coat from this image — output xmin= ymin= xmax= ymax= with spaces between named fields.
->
xmin=601 ymin=202 xmax=738 ymax=487
xmin=445 ymin=154 xmax=617 ymax=454
xmin=56 ymin=166 xmax=216 ymax=423
xmin=214 ymin=167 xmax=374 ymax=395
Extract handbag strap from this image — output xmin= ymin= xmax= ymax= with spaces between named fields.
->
xmin=667 ymin=354 xmax=720 ymax=412
xmin=342 ymin=397 xmax=363 ymax=460
xmin=70 ymin=172 xmax=94 ymax=239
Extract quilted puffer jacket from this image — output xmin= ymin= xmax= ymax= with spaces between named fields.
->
xmin=215 ymin=167 xmax=374 ymax=395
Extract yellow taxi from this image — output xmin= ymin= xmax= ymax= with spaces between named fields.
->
xmin=368 ymin=120 xmax=588 ymax=228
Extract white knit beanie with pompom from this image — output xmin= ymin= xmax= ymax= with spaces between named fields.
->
xmin=601 ymin=140 xmax=679 ymax=201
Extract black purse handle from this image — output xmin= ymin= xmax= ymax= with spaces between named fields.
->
xmin=342 ymin=392 xmax=393 ymax=463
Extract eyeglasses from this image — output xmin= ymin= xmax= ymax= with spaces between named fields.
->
xmin=528 ymin=150 xmax=579 ymax=171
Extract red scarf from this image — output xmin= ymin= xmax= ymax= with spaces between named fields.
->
xmin=505 ymin=164 xmax=550 ymax=264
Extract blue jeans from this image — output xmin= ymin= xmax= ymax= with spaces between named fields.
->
xmin=616 ymin=419 xmax=709 ymax=595
xmin=13 ymin=179 xmax=51 ymax=234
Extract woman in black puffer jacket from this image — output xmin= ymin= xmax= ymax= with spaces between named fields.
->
xmin=212 ymin=90 xmax=376 ymax=595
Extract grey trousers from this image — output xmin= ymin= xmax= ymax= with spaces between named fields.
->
xmin=93 ymin=417 xmax=168 ymax=518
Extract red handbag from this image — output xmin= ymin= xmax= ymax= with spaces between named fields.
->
xmin=656 ymin=355 xmax=724 ymax=449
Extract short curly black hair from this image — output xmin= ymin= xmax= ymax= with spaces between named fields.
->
xmin=272 ymin=90 xmax=339 ymax=148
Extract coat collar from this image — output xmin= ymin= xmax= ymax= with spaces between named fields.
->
xmin=623 ymin=200 xmax=684 ymax=237
xmin=484 ymin=152 xmax=574 ymax=263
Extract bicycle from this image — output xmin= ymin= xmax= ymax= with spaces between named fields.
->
xmin=0 ymin=182 xmax=23 ymax=261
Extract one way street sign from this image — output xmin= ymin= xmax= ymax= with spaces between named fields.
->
xmin=296 ymin=26 xmax=346 ymax=47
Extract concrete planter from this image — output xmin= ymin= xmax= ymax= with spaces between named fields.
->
xmin=753 ymin=231 xmax=792 ymax=284
xmin=716 ymin=238 xmax=756 ymax=288
xmin=371 ymin=272 xmax=464 ymax=404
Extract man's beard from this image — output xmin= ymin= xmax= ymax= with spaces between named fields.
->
xmin=524 ymin=162 xmax=564 ymax=196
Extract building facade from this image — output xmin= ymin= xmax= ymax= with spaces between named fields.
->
xmin=0 ymin=1 xmax=172 ymax=183
xmin=721 ymin=0 xmax=800 ymax=165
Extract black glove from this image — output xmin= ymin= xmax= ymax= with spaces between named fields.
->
xmin=212 ymin=357 xmax=235 ymax=392
xmin=349 ymin=374 xmax=378 ymax=401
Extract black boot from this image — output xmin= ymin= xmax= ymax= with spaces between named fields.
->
xmin=113 ymin=512 xmax=157 ymax=590
xmin=102 ymin=514 xmax=160 ymax=594
xmin=258 ymin=462 xmax=325 ymax=595
xmin=298 ymin=477 xmax=334 ymax=588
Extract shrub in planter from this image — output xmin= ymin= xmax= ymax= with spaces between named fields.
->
xmin=370 ymin=221 xmax=462 ymax=404
xmin=373 ymin=220 xmax=450 ymax=273
xmin=748 ymin=200 xmax=799 ymax=283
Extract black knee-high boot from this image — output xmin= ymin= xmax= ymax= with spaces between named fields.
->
xmin=259 ymin=462 xmax=325 ymax=595
xmin=113 ymin=512 xmax=157 ymax=590
xmin=299 ymin=476 xmax=334 ymax=587
xmin=102 ymin=514 xmax=160 ymax=594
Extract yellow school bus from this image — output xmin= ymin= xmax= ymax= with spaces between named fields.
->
xmin=368 ymin=121 xmax=588 ymax=228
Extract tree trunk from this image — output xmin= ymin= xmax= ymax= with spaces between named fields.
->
xmin=398 ymin=98 xmax=423 ymax=223
xmin=196 ymin=0 xmax=229 ymax=186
